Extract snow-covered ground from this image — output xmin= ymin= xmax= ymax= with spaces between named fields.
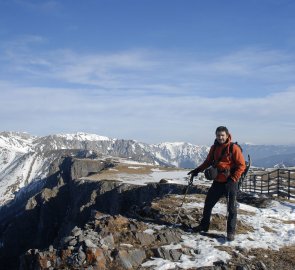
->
xmin=141 ymin=196 xmax=295 ymax=269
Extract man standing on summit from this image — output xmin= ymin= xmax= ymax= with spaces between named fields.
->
xmin=188 ymin=126 xmax=246 ymax=241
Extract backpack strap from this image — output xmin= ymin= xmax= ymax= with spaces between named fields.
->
xmin=210 ymin=145 xmax=216 ymax=163
xmin=229 ymin=142 xmax=243 ymax=159
xmin=212 ymin=145 xmax=229 ymax=167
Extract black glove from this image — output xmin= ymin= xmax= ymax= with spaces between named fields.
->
xmin=187 ymin=168 xmax=199 ymax=177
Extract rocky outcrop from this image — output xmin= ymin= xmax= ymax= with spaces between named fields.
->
xmin=18 ymin=212 xmax=185 ymax=270
xmin=0 ymin=156 xmax=205 ymax=269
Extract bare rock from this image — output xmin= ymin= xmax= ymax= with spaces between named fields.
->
xmin=84 ymin=239 xmax=98 ymax=248
xmin=159 ymin=179 xmax=169 ymax=184
xmin=156 ymin=228 xmax=182 ymax=245
xmin=100 ymin=233 xmax=115 ymax=249
xmin=135 ymin=232 xmax=156 ymax=246
xmin=86 ymin=248 xmax=106 ymax=269
xmin=114 ymin=248 xmax=146 ymax=269
xmin=153 ymin=247 xmax=182 ymax=261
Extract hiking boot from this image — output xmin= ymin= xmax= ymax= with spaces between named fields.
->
xmin=192 ymin=224 xmax=209 ymax=233
xmin=227 ymin=233 xmax=235 ymax=241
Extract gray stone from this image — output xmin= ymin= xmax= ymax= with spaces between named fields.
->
xmin=85 ymin=229 xmax=96 ymax=236
xmin=128 ymin=223 xmax=137 ymax=231
xmin=135 ymin=232 xmax=155 ymax=246
xmin=84 ymin=239 xmax=97 ymax=248
xmin=78 ymin=250 xmax=86 ymax=263
xmin=153 ymin=247 xmax=182 ymax=261
xmin=48 ymin=245 xmax=54 ymax=252
xmin=78 ymin=234 xmax=85 ymax=243
xmin=62 ymin=236 xmax=75 ymax=245
xmin=159 ymin=179 xmax=168 ymax=183
xmin=46 ymin=260 xmax=51 ymax=267
xmin=100 ymin=233 xmax=115 ymax=249
xmin=157 ymin=229 xmax=182 ymax=244
xmin=116 ymin=249 xmax=146 ymax=269
xmin=72 ymin=226 xmax=82 ymax=237
xmin=68 ymin=239 xmax=77 ymax=246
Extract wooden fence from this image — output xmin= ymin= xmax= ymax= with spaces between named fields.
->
xmin=240 ymin=169 xmax=295 ymax=199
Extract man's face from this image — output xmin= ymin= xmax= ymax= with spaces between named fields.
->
xmin=216 ymin=131 xmax=229 ymax=144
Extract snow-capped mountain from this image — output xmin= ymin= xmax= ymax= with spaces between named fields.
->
xmin=0 ymin=132 xmax=210 ymax=204
xmin=148 ymin=142 xmax=209 ymax=168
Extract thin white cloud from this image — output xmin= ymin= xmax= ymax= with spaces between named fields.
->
xmin=185 ymin=48 xmax=295 ymax=83
xmin=2 ymin=40 xmax=295 ymax=96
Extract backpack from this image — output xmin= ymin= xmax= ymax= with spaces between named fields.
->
xmin=230 ymin=142 xmax=251 ymax=190
xmin=229 ymin=142 xmax=243 ymax=157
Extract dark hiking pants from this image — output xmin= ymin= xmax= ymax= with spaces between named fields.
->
xmin=199 ymin=180 xmax=238 ymax=234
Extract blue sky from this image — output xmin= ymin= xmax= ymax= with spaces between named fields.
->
xmin=1 ymin=0 xmax=295 ymax=145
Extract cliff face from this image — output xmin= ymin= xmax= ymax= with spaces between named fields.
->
xmin=0 ymin=156 xmax=200 ymax=269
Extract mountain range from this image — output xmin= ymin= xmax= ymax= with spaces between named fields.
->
xmin=1 ymin=131 xmax=295 ymax=204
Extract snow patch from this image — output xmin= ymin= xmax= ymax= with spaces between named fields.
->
xmin=55 ymin=132 xmax=111 ymax=141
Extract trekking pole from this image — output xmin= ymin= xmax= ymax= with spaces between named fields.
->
xmin=174 ymin=174 xmax=194 ymax=225
xmin=226 ymin=189 xmax=229 ymax=234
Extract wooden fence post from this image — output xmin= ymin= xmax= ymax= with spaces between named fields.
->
xmin=277 ymin=169 xmax=280 ymax=198
xmin=261 ymin=174 xmax=263 ymax=194
xmin=288 ymin=170 xmax=291 ymax=200
xmin=268 ymin=173 xmax=270 ymax=195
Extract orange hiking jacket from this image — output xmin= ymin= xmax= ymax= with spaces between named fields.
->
xmin=197 ymin=134 xmax=246 ymax=183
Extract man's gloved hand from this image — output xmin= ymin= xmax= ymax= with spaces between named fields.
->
xmin=187 ymin=168 xmax=199 ymax=177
